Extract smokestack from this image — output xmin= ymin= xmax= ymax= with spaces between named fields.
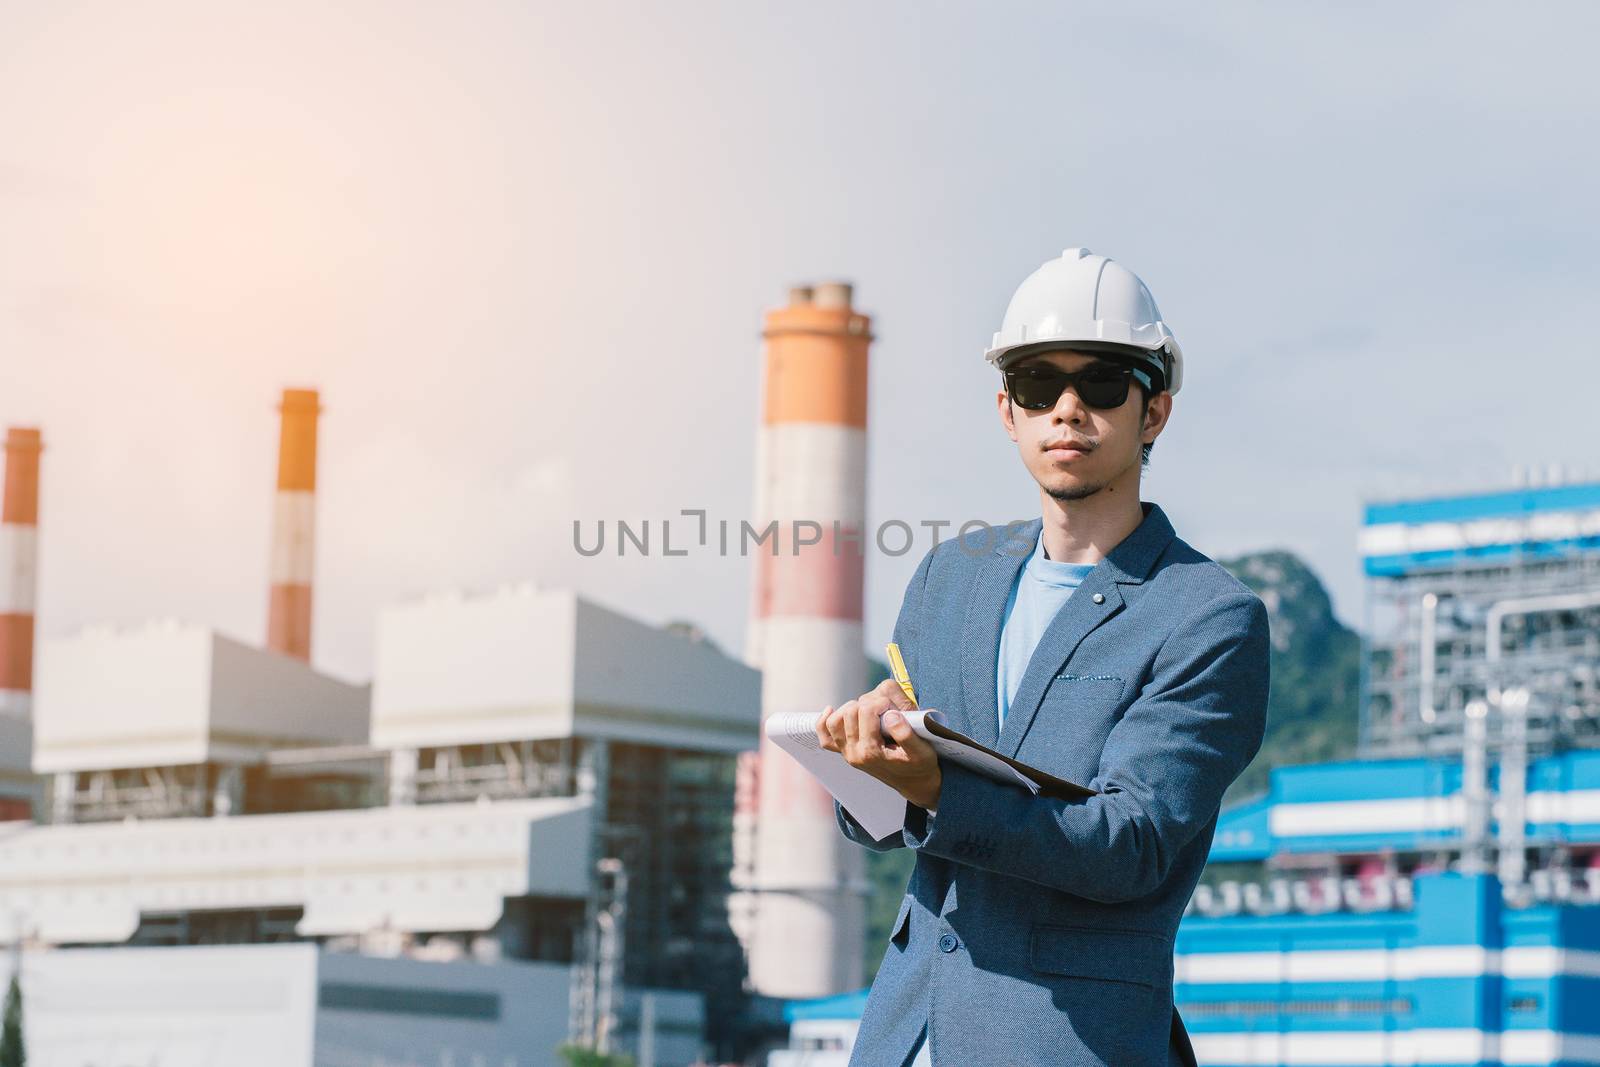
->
xmin=267 ymin=389 xmax=320 ymax=662
xmin=740 ymin=281 xmax=872 ymax=998
xmin=0 ymin=427 xmax=41 ymax=720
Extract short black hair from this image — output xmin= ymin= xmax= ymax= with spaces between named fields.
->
xmin=1136 ymin=382 xmax=1153 ymax=470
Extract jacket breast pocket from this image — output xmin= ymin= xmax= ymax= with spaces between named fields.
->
xmin=1029 ymin=923 xmax=1169 ymax=990
xmin=1017 ymin=674 xmax=1128 ymax=778
xmin=1042 ymin=673 xmax=1127 ymax=717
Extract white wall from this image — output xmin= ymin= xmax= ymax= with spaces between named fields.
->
xmin=0 ymin=946 xmax=705 ymax=1067
xmin=0 ymin=796 xmax=592 ymax=944
xmin=573 ymin=598 xmax=761 ymax=754
xmin=372 ymin=584 xmax=761 ymax=754
xmin=1 ymin=943 xmax=320 ymax=1067
xmin=315 ymin=950 xmax=573 ymax=1067
xmin=33 ymin=620 xmax=214 ymax=771
xmin=371 ymin=585 xmax=579 ymax=749
xmin=33 ymin=621 xmax=369 ymax=773
xmin=209 ymin=632 xmax=370 ymax=760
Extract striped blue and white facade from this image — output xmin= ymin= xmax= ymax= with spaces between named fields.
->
xmin=1359 ymin=482 xmax=1600 ymax=578
xmin=1178 ymin=872 xmax=1600 ymax=1067
xmin=1211 ymin=750 xmax=1600 ymax=863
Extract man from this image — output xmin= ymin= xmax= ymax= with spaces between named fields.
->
xmin=816 ymin=248 xmax=1271 ymax=1066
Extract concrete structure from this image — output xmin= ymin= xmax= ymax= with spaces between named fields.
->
xmin=32 ymin=620 xmax=369 ymax=822
xmin=0 ymin=427 xmax=41 ymax=821
xmin=0 ymin=943 xmax=705 ymax=1067
xmin=0 ymin=796 xmax=590 ymax=946
xmin=740 ymin=281 xmax=873 ymax=999
xmin=0 ymin=577 xmax=755 ymax=1059
xmin=1 ymin=585 xmax=756 ymax=1058
xmin=372 ymin=582 xmax=760 ymax=1048
xmin=373 ymin=583 xmax=758 ymax=757
xmin=268 ymin=388 xmax=320 ymax=662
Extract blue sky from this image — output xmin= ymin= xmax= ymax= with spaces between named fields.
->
xmin=2 ymin=2 xmax=1596 ymax=680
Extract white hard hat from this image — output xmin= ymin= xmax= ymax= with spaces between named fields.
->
xmin=984 ymin=247 xmax=1183 ymax=395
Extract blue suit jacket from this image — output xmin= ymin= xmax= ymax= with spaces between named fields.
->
xmin=837 ymin=501 xmax=1270 ymax=1067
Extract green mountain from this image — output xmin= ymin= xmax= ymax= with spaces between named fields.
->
xmin=1218 ymin=550 xmax=1361 ymax=807
xmin=859 ymin=549 xmax=1360 ymax=978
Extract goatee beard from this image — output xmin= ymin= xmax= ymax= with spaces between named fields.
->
xmin=1045 ymin=481 xmax=1106 ymax=502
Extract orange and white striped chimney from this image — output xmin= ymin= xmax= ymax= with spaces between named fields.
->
xmin=742 ymin=281 xmax=871 ymax=998
xmin=0 ymin=428 xmax=41 ymax=720
xmin=267 ymin=389 xmax=320 ymax=662
xmin=1 ymin=428 xmax=41 ymax=820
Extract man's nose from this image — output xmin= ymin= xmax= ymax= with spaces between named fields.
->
xmin=1053 ymin=384 xmax=1087 ymax=421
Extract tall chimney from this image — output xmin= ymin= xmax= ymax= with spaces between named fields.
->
xmin=267 ymin=389 xmax=320 ymax=662
xmin=1 ymin=428 xmax=41 ymax=820
xmin=740 ymin=281 xmax=872 ymax=998
xmin=0 ymin=428 xmax=41 ymax=718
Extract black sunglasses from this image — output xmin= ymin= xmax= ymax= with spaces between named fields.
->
xmin=1003 ymin=360 xmax=1153 ymax=411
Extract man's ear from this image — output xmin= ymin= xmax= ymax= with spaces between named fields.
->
xmin=1142 ymin=391 xmax=1172 ymax=443
xmin=998 ymin=389 xmax=1019 ymax=443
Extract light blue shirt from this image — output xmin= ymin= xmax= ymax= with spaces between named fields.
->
xmin=996 ymin=528 xmax=1096 ymax=734
xmin=906 ymin=531 xmax=1094 ymax=1064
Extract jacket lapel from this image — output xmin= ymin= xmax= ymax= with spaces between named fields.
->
xmin=994 ymin=574 xmax=1125 ymax=757
xmin=957 ymin=519 xmax=1036 ymax=750
xmin=960 ymin=502 xmax=1179 ymax=759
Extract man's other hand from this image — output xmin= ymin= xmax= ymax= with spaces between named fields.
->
xmin=814 ymin=678 xmax=942 ymax=811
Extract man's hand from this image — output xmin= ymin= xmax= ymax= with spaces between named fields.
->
xmin=815 ymin=678 xmax=942 ymax=811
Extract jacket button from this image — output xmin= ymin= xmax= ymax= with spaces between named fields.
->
xmin=1092 ymin=592 xmax=1105 ymax=604
xmin=938 ymin=933 xmax=958 ymax=953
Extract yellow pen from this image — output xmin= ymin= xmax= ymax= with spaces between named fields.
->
xmin=885 ymin=642 xmax=919 ymax=709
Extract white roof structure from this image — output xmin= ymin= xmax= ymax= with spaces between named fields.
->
xmin=0 ymin=795 xmax=591 ymax=945
xmin=32 ymin=620 xmax=370 ymax=773
xmin=3 ymin=944 xmax=569 ymax=1067
xmin=1 ymin=943 xmax=704 ymax=1067
xmin=372 ymin=584 xmax=760 ymax=753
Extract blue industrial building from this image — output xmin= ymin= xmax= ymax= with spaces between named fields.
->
xmin=1187 ymin=750 xmax=1600 ymax=1066
xmin=1178 ymin=870 xmax=1600 ymax=1067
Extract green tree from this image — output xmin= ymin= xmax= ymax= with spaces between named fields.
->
xmin=1217 ymin=550 xmax=1361 ymax=808
xmin=0 ymin=972 xmax=23 ymax=1067
xmin=556 ymin=1043 xmax=635 ymax=1067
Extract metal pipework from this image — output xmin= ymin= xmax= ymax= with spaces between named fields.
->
xmin=1482 ymin=590 xmax=1600 ymax=892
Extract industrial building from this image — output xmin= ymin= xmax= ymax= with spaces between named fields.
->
xmin=0 ymin=586 xmax=756 ymax=1064
xmin=370 ymin=581 xmax=758 ymax=1041
xmin=0 ymin=942 xmax=703 ymax=1067
xmin=774 ymin=477 xmax=1600 ymax=1066
xmin=0 ymin=391 xmax=764 ymax=1067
